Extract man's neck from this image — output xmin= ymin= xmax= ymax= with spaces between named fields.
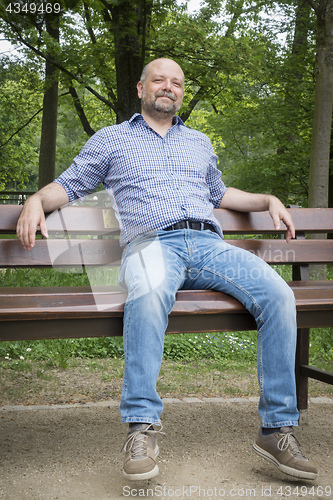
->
xmin=141 ymin=111 xmax=175 ymax=138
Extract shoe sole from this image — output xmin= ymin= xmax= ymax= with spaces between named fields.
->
xmin=123 ymin=445 xmax=159 ymax=481
xmin=253 ymin=443 xmax=317 ymax=480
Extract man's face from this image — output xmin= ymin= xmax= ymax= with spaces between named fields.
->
xmin=137 ymin=59 xmax=185 ymax=118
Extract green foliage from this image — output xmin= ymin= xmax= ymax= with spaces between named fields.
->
xmin=0 ymin=57 xmax=42 ymax=190
xmin=310 ymin=328 xmax=333 ymax=364
xmin=0 ymin=330 xmax=257 ymax=367
xmin=185 ymin=12 xmax=316 ymax=205
xmin=1 ymin=327 xmax=332 ymax=371
xmin=164 ymin=331 xmax=257 ymax=361
xmin=0 ymin=0 xmax=323 ymax=206
xmin=0 ymin=267 xmax=90 ymax=287
xmin=0 ymin=337 xmax=124 ymax=368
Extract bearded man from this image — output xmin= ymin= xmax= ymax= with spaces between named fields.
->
xmin=17 ymin=58 xmax=317 ymax=482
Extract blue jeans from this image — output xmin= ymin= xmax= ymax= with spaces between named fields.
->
xmin=118 ymin=229 xmax=299 ymax=428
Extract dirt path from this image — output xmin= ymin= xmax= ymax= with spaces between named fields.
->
xmin=1 ymin=399 xmax=332 ymax=500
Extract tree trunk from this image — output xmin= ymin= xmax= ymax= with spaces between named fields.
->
xmin=109 ymin=0 xmax=152 ymax=123
xmin=308 ymin=0 xmax=333 ymax=208
xmin=38 ymin=16 xmax=59 ymax=189
xmin=307 ymin=0 xmax=333 ymax=278
xmin=329 ymin=127 xmax=333 ymax=208
xmin=275 ymin=0 xmax=312 ymax=204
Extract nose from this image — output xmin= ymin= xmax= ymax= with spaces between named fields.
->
xmin=162 ymin=79 xmax=172 ymax=91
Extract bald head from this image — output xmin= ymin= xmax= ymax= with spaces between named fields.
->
xmin=140 ymin=58 xmax=185 ymax=89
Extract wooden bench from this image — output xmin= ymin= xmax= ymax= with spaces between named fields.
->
xmin=1 ymin=203 xmax=333 ymax=422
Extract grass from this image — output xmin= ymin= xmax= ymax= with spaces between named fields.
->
xmin=1 ymin=356 xmax=332 ymax=407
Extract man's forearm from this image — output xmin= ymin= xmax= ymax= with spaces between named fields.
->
xmin=31 ymin=182 xmax=69 ymax=212
xmin=219 ymin=187 xmax=273 ymax=212
xmin=219 ymin=187 xmax=295 ymax=242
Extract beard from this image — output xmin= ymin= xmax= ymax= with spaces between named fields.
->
xmin=141 ymin=90 xmax=182 ymax=116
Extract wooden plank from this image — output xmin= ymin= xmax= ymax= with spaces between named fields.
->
xmin=300 ymin=365 xmax=333 ymax=385
xmin=45 ymin=205 xmax=119 ymax=235
xmin=289 ymin=280 xmax=333 ymax=289
xmin=2 ymin=205 xmax=333 ymax=234
xmin=215 ymin=207 xmax=333 ymax=234
xmin=0 ymin=317 xmax=124 ymax=341
xmin=0 ymin=205 xmax=119 ymax=234
xmin=0 ymin=238 xmax=122 ymax=267
xmin=2 ymin=238 xmax=333 ymax=268
xmin=0 ymin=307 xmax=332 ymax=341
xmin=0 ymin=205 xmax=22 ymax=233
xmin=1 ymin=285 xmax=332 ymax=321
xmin=0 ymin=285 xmax=93 ymax=296
xmin=228 ymin=239 xmax=333 ymax=264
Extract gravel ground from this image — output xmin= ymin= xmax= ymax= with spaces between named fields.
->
xmin=0 ymin=400 xmax=332 ymax=500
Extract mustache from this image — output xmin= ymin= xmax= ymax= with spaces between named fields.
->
xmin=155 ymin=90 xmax=177 ymax=101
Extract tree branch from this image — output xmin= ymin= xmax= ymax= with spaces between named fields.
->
xmin=225 ymin=0 xmax=245 ymax=38
xmin=179 ymin=86 xmax=206 ymax=122
xmin=82 ymin=1 xmax=117 ymax=105
xmin=0 ymin=91 xmax=70 ymax=149
xmin=83 ymin=1 xmax=97 ymax=44
xmin=68 ymin=85 xmax=96 ymax=137
xmin=0 ymin=107 xmax=43 ymax=149
xmin=306 ymin=0 xmax=319 ymax=12
xmin=7 ymin=21 xmax=118 ymax=114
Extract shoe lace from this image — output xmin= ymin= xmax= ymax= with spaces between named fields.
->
xmin=277 ymin=431 xmax=307 ymax=460
xmin=122 ymin=424 xmax=164 ymax=458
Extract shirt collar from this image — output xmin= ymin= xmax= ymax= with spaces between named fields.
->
xmin=129 ymin=113 xmax=185 ymax=127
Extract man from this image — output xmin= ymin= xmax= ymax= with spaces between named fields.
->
xmin=17 ymin=58 xmax=317 ymax=481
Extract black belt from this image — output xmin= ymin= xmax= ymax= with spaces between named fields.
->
xmin=163 ymin=219 xmax=217 ymax=233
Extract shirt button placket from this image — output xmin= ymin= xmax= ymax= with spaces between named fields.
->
xmin=163 ymin=137 xmax=187 ymax=215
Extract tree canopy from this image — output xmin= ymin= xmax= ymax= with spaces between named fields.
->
xmin=0 ymin=0 xmax=332 ymax=207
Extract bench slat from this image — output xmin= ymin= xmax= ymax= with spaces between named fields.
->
xmin=0 ymin=205 xmax=118 ymax=234
xmin=216 ymin=207 xmax=333 ymax=234
xmin=0 ymin=298 xmax=332 ymax=342
xmin=1 ymin=284 xmax=332 ymax=319
xmin=0 ymin=239 xmax=122 ymax=267
xmin=2 ymin=206 xmax=333 ymax=234
xmin=1 ymin=238 xmax=333 ymax=268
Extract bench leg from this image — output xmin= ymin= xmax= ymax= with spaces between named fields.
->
xmin=295 ymin=327 xmax=309 ymax=425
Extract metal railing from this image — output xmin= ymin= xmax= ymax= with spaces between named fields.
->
xmin=0 ymin=191 xmax=35 ymax=205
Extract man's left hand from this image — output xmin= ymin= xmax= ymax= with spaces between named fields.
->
xmin=268 ymin=197 xmax=295 ymax=243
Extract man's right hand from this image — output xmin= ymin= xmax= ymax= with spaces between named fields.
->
xmin=16 ymin=182 xmax=69 ymax=250
xmin=16 ymin=196 xmax=48 ymax=250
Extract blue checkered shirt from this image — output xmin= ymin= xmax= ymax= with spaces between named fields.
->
xmin=55 ymin=114 xmax=227 ymax=246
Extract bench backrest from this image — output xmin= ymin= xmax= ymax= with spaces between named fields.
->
xmin=1 ymin=205 xmax=333 ymax=273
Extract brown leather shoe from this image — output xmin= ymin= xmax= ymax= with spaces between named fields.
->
xmin=253 ymin=427 xmax=318 ymax=480
xmin=122 ymin=424 xmax=164 ymax=480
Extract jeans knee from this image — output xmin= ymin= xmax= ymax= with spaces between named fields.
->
xmin=127 ymin=279 xmax=175 ymax=314
xmin=269 ymin=278 xmax=295 ymax=306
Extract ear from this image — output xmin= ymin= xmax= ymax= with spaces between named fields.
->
xmin=137 ymin=81 xmax=143 ymax=99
